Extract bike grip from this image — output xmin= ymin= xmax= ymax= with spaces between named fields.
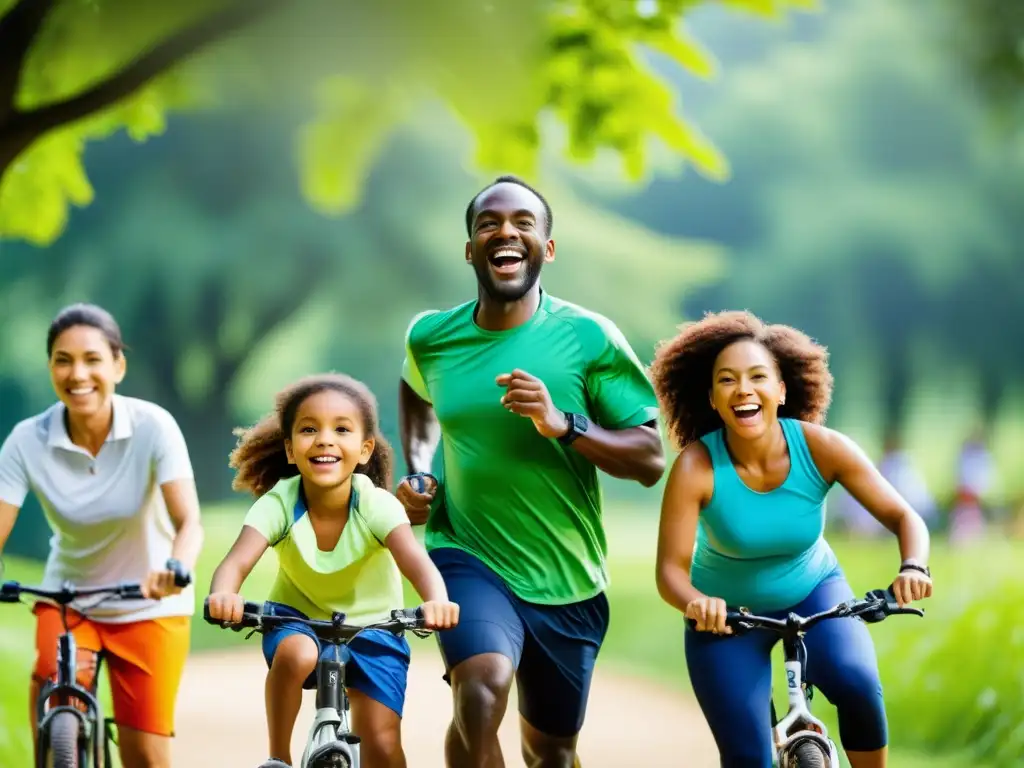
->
xmin=407 ymin=472 xmax=437 ymax=494
xmin=166 ymin=558 xmax=192 ymax=588
xmin=686 ymin=613 xmax=749 ymax=633
xmin=0 ymin=581 xmax=19 ymax=603
xmin=202 ymin=597 xmax=215 ymax=624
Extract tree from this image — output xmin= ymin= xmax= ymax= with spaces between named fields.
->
xmin=942 ymin=0 xmax=1024 ymax=125
xmin=0 ymin=105 xmax=723 ymax=501
xmin=592 ymin=0 xmax=1024 ymax=444
xmin=0 ymin=0 xmax=814 ymax=245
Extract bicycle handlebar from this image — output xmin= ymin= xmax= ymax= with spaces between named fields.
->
xmin=0 ymin=558 xmax=192 ymax=606
xmin=202 ymin=598 xmax=430 ymax=643
xmin=685 ymin=587 xmax=924 ymax=635
xmin=0 ymin=579 xmax=146 ymax=604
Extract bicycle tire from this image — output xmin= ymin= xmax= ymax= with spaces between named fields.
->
xmin=789 ymin=740 xmax=829 ymax=768
xmin=46 ymin=711 xmax=82 ymax=768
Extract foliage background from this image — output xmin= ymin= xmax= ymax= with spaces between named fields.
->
xmin=1 ymin=0 xmax=1021 ymax=765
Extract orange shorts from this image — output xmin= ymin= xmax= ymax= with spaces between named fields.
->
xmin=32 ymin=603 xmax=190 ymax=736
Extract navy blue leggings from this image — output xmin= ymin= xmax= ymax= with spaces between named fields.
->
xmin=685 ymin=573 xmax=887 ymax=766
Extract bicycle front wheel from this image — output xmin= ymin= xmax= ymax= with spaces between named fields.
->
xmin=45 ymin=711 xmax=83 ymax=768
xmin=788 ymin=740 xmax=829 ymax=768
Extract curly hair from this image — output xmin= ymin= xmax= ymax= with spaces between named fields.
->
xmin=649 ymin=310 xmax=834 ymax=448
xmin=229 ymin=373 xmax=394 ymax=497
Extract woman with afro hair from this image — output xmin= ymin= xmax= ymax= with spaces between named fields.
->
xmin=650 ymin=310 xmax=932 ymax=768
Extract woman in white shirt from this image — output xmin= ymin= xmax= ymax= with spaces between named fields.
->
xmin=0 ymin=303 xmax=204 ymax=768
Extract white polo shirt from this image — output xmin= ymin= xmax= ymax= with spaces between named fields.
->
xmin=0 ymin=394 xmax=196 ymax=623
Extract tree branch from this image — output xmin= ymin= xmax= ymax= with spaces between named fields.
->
xmin=0 ymin=0 xmax=56 ymax=123
xmin=15 ymin=0 xmax=280 ymax=138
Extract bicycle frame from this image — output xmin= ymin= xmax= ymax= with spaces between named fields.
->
xmin=2 ymin=562 xmax=189 ymax=768
xmin=205 ymin=601 xmax=428 ymax=768
xmin=695 ymin=588 xmax=924 ymax=768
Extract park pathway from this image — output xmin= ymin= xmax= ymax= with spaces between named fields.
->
xmin=171 ymin=648 xmax=719 ymax=766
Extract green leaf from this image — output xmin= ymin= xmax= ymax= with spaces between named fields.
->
xmin=297 ymin=76 xmax=410 ymax=215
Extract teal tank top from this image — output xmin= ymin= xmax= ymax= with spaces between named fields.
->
xmin=690 ymin=418 xmax=839 ymax=612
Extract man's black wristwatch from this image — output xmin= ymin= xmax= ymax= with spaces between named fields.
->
xmin=899 ymin=560 xmax=930 ymax=578
xmin=557 ymin=411 xmax=589 ymax=445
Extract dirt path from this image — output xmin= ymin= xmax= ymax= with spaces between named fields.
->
xmin=171 ymin=648 xmax=719 ymax=766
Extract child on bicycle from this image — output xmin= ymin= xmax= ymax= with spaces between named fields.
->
xmin=207 ymin=373 xmax=459 ymax=768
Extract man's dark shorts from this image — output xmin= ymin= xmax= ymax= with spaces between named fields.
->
xmin=429 ymin=546 xmax=610 ymax=738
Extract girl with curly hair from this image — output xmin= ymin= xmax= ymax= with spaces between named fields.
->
xmin=206 ymin=373 xmax=459 ymax=768
xmin=650 ymin=311 xmax=932 ymax=768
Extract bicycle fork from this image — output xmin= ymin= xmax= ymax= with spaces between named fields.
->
xmin=36 ymin=632 xmax=104 ymax=768
xmin=772 ymin=636 xmax=838 ymax=766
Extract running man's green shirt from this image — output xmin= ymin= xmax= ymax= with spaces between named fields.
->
xmin=401 ymin=292 xmax=660 ymax=605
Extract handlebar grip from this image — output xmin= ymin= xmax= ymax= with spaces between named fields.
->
xmin=407 ymin=473 xmax=437 ymax=494
xmin=686 ymin=611 xmax=753 ymax=634
xmin=202 ymin=597 xmax=258 ymax=627
xmin=0 ymin=581 xmax=20 ymax=603
xmin=166 ymin=559 xmax=192 ymax=588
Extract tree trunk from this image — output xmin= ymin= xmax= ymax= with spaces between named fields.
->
xmin=880 ymin=335 xmax=910 ymax=434
xmin=130 ymin=376 xmax=240 ymax=502
xmin=174 ymin=398 xmax=241 ymax=502
xmin=979 ymin=369 xmax=1005 ymax=430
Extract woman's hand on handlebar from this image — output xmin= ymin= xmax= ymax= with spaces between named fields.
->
xmin=419 ymin=599 xmax=459 ymax=630
xmin=685 ymin=595 xmax=732 ymax=635
xmin=206 ymin=592 xmax=245 ymax=624
xmin=141 ymin=559 xmax=190 ymax=600
xmin=892 ymin=569 xmax=932 ymax=608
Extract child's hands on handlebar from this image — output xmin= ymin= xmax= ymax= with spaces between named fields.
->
xmin=685 ymin=595 xmax=732 ymax=635
xmin=206 ymin=592 xmax=245 ymax=624
xmin=418 ymin=599 xmax=460 ymax=630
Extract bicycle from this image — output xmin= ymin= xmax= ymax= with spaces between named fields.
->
xmin=688 ymin=587 xmax=924 ymax=767
xmin=0 ymin=559 xmax=193 ymax=768
xmin=203 ymin=598 xmax=432 ymax=768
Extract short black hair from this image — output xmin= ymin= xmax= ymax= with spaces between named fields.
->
xmin=47 ymin=303 xmax=125 ymax=358
xmin=464 ymin=174 xmax=553 ymax=238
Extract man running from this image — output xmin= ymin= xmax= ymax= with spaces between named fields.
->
xmin=396 ymin=175 xmax=666 ymax=767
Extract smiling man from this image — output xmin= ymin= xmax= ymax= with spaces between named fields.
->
xmin=395 ymin=176 xmax=666 ymax=767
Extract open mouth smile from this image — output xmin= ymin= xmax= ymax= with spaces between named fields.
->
xmin=732 ymin=403 xmax=762 ymax=425
xmin=488 ymin=247 xmax=526 ymax=275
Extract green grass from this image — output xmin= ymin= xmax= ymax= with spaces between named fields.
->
xmin=2 ymin=503 xmax=1019 ymax=766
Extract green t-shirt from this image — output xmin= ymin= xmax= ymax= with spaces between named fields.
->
xmin=402 ymin=291 xmax=660 ymax=605
xmin=243 ymin=472 xmax=408 ymax=625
